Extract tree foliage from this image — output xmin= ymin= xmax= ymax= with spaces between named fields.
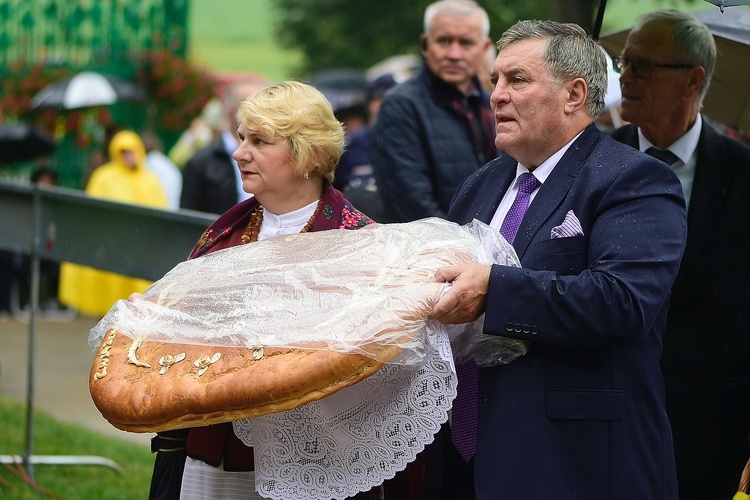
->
xmin=273 ymin=0 xmax=556 ymax=75
xmin=271 ymin=0 xmax=607 ymax=76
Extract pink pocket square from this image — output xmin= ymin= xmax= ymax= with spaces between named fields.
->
xmin=550 ymin=210 xmax=584 ymax=239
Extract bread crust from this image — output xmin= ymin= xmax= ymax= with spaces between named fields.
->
xmin=87 ymin=222 xmax=484 ymax=433
xmin=89 ymin=329 xmax=400 ymax=433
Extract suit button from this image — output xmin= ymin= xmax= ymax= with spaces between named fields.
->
xmin=505 ymin=322 xmax=514 ymax=332
xmin=513 ymin=323 xmax=522 ymax=333
xmin=531 ymin=325 xmax=539 ymax=335
xmin=522 ymin=324 xmax=531 ymax=334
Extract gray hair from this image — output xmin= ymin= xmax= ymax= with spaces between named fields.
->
xmin=424 ymin=0 xmax=490 ymax=39
xmin=635 ymin=10 xmax=716 ymax=105
xmin=497 ymin=20 xmax=607 ymax=117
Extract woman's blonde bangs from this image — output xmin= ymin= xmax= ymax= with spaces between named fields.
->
xmin=237 ymin=81 xmax=345 ymax=180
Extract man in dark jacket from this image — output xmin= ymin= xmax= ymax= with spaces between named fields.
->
xmin=608 ymin=10 xmax=750 ymax=498
xmin=180 ymin=78 xmax=268 ymax=215
xmin=370 ymin=0 xmax=496 ymax=223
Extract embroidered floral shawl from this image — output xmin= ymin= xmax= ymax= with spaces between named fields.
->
xmin=189 ymin=181 xmax=374 ymax=259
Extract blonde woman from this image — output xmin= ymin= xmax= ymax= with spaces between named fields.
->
xmin=148 ymin=81 xmax=378 ymax=499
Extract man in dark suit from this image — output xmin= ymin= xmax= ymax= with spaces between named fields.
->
xmin=426 ymin=20 xmax=686 ymax=499
xmin=608 ymin=10 xmax=750 ymax=499
xmin=180 ymin=78 xmax=268 ymax=215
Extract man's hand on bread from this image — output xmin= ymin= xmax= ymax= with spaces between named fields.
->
xmin=430 ymin=264 xmax=490 ymax=324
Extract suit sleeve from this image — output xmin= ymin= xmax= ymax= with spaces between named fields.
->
xmin=370 ymin=94 xmax=445 ymax=222
xmin=483 ymin=156 xmax=687 ymax=348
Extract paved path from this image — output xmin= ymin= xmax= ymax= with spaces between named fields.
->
xmin=0 ymin=314 xmax=152 ymax=449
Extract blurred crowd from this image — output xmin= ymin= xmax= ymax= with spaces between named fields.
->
xmin=2 ymin=1 xmax=750 ymax=499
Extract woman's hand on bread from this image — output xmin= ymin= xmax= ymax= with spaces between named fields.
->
xmin=128 ymin=292 xmax=143 ymax=302
xmin=429 ymin=264 xmax=490 ymax=324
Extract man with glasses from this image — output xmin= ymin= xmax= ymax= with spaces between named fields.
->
xmin=609 ymin=9 xmax=750 ymax=499
xmin=611 ymin=56 xmax=695 ymax=80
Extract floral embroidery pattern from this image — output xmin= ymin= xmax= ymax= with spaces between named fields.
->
xmin=191 ymin=186 xmax=373 ymax=258
xmin=191 ymin=225 xmax=232 ymax=258
xmin=340 ymin=204 xmax=375 ymax=229
xmin=322 ymin=204 xmax=334 ymax=220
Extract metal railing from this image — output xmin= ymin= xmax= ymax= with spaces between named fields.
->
xmin=0 ymin=179 xmax=216 ymax=477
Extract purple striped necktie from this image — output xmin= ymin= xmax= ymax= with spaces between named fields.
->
xmin=500 ymin=172 xmax=541 ymax=244
xmin=451 ymin=171 xmax=540 ymax=462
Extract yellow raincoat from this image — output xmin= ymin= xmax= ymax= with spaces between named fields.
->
xmin=59 ymin=130 xmax=168 ymax=317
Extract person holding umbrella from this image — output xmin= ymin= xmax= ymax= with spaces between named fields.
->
xmin=608 ymin=10 xmax=750 ymax=499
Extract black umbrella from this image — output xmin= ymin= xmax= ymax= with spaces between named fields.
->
xmin=0 ymin=123 xmax=56 ymax=163
xmin=307 ymin=68 xmax=367 ymax=91
xmin=306 ymin=68 xmax=368 ymax=113
xmin=704 ymin=0 xmax=750 ymax=12
xmin=30 ymin=71 xmax=145 ymax=111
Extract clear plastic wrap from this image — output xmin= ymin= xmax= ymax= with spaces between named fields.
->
xmin=89 ymin=218 xmax=527 ymax=367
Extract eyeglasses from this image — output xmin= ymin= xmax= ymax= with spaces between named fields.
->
xmin=612 ymin=57 xmax=695 ymax=79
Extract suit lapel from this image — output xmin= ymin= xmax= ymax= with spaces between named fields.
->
xmin=512 ymin=124 xmax=602 ymax=257
xmin=613 ymin=121 xmax=727 ymax=285
xmin=676 ymin=123 xmax=728 ymax=284
xmin=467 ymin=158 xmax=516 ymax=224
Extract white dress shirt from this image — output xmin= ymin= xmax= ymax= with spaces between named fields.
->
xmin=637 ymin=114 xmax=701 ymax=208
xmin=489 ymin=131 xmax=582 ymax=231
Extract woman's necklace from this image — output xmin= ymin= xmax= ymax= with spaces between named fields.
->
xmin=241 ymin=199 xmax=323 ymax=244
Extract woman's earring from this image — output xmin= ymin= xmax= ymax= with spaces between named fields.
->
xmin=304 ymin=170 xmax=309 ymax=179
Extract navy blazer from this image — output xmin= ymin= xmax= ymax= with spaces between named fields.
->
xmin=447 ymin=124 xmax=686 ymax=499
xmin=611 ymin=121 xmax=750 ymax=496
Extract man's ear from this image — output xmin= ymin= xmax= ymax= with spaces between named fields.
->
xmin=564 ymin=77 xmax=588 ymax=114
xmin=685 ymin=65 xmax=706 ymax=98
xmin=483 ymin=36 xmax=493 ymax=53
xmin=420 ymin=35 xmax=428 ymax=53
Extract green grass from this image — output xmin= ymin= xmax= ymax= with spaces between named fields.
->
xmin=188 ymin=0 xmax=302 ymax=82
xmin=0 ymin=393 xmax=153 ymax=499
